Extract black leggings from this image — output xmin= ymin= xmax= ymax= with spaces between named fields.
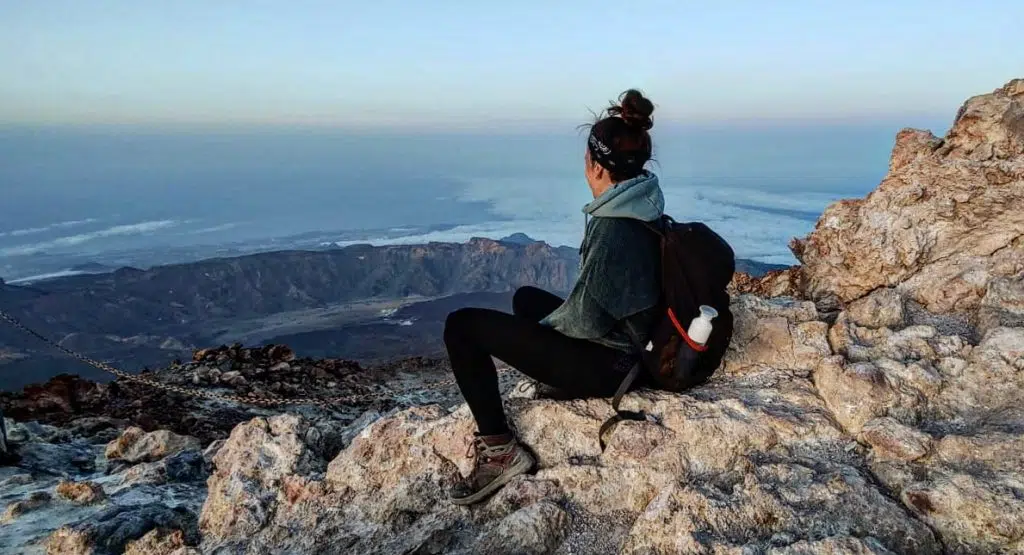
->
xmin=444 ymin=286 xmax=638 ymax=435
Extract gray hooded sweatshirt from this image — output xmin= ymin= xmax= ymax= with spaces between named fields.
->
xmin=540 ymin=171 xmax=664 ymax=352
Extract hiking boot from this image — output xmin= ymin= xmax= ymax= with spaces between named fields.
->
xmin=449 ymin=433 xmax=535 ymax=505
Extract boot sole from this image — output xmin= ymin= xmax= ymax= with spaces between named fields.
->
xmin=450 ymin=452 xmax=535 ymax=506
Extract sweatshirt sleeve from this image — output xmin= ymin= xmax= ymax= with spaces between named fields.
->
xmin=539 ymin=218 xmax=620 ymax=339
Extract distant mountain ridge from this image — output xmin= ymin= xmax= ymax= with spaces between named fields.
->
xmin=0 ymin=235 xmax=786 ymax=390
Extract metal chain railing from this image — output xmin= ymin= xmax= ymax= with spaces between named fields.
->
xmin=0 ymin=307 xmax=504 ymax=408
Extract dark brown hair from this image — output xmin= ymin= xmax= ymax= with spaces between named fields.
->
xmin=584 ymin=89 xmax=655 ymax=181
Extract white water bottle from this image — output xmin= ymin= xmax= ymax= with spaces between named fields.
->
xmin=687 ymin=305 xmax=718 ymax=345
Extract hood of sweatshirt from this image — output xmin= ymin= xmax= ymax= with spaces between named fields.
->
xmin=582 ymin=171 xmax=665 ymax=222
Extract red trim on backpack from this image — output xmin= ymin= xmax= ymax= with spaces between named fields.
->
xmin=668 ymin=308 xmax=709 ymax=352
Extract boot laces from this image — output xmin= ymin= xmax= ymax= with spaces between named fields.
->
xmin=466 ymin=436 xmax=508 ymax=462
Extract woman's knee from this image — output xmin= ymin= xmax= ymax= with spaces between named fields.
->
xmin=512 ymin=286 xmax=543 ymax=317
xmin=444 ymin=307 xmax=478 ymax=345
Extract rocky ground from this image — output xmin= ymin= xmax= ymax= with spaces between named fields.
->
xmin=1 ymin=79 xmax=1022 ymax=554
xmin=1 ymin=340 xmax=537 ymax=445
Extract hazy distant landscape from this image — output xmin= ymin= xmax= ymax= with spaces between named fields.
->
xmin=0 ymin=124 xmax=932 ymax=284
xmin=0 ymin=124 xmax=930 ymax=390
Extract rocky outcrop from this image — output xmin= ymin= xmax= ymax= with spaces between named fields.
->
xmin=124 ymin=529 xmax=199 ymax=555
xmin=0 ymin=346 xmax=462 ymax=444
xmin=0 ymin=350 xmax=519 ymax=554
xmin=823 ymin=322 xmax=1024 ymax=553
xmin=792 ymin=79 xmax=1024 ymax=327
xmin=0 ymin=415 xmax=210 ymax=554
xmin=191 ymin=294 xmax=949 ymax=554
xmin=44 ymin=504 xmax=200 ymax=555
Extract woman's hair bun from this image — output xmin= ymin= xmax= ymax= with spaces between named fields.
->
xmin=608 ymin=89 xmax=654 ymax=131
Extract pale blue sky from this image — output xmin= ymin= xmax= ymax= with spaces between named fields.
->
xmin=0 ymin=0 xmax=1020 ymax=128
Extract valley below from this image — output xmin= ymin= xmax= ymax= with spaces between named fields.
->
xmin=0 ymin=236 xmax=782 ymax=391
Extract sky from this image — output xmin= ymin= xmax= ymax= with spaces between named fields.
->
xmin=0 ymin=0 xmax=1021 ymax=129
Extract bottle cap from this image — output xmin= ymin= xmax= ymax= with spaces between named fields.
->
xmin=699 ymin=305 xmax=718 ymax=320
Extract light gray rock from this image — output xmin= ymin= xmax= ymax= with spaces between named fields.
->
xmin=105 ymin=427 xmax=201 ymax=465
xmin=848 ymin=288 xmax=906 ymax=329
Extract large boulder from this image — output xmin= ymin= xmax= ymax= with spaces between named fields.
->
xmin=792 ymin=79 xmax=1024 ymax=323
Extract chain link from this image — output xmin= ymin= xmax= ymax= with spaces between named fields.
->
xmin=1 ymin=307 xmax=501 ymax=408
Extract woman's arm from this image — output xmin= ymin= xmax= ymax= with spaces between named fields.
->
xmin=539 ymin=217 xmax=626 ymax=339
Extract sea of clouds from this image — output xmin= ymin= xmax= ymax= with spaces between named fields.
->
xmin=332 ymin=175 xmax=849 ymax=265
xmin=0 ymin=174 xmax=856 ymax=284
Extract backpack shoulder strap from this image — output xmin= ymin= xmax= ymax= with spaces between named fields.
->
xmin=640 ymin=215 xmax=674 ymax=236
xmin=598 ymin=357 xmax=647 ymax=451
xmin=597 ymin=214 xmax=679 ymax=452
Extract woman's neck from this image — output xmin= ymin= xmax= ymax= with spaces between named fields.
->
xmin=589 ymin=179 xmax=615 ymax=198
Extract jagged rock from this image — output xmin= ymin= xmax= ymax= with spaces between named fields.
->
xmin=118 ymin=449 xmax=207 ymax=487
xmin=199 ymin=387 xmax=937 ymax=554
xmin=1 ymin=375 xmax=109 ymax=423
xmin=269 ymin=361 xmax=291 ymax=372
xmin=219 ymin=370 xmax=246 ymax=386
xmin=2 ymin=491 xmax=52 ymax=523
xmin=793 ymin=79 xmax=1024 ymax=315
xmin=847 ymin=288 xmax=906 ymax=329
xmin=766 ymin=535 xmax=896 ymax=554
xmin=56 ymin=479 xmax=108 ymax=505
xmin=900 ymin=472 xmax=1024 ymax=555
xmin=105 ymin=427 xmax=201 ymax=464
xmin=815 ymin=356 xmax=896 ymax=434
xmin=338 ymin=409 xmax=383 ymax=448
xmin=44 ymin=504 xmax=199 ymax=555
xmin=821 ymin=310 xmax=1024 ymax=553
xmin=730 ymin=267 xmax=804 ymax=299
xmin=859 ymin=417 xmax=932 ymax=461
xmin=14 ymin=435 xmax=98 ymax=474
xmin=721 ymin=295 xmax=830 ymax=373
xmin=124 ymin=528 xmax=200 ymax=555
xmin=201 ymin=439 xmax=224 ymax=466
xmin=473 ymin=500 xmax=570 ymax=555
xmin=827 ymin=312 xmax=959 ymax=367
xmin=199 ymin=414 xmax=327 ymax=543
xmin=619 ymin=461 xmax=937 ymax=554
xmin=979 ymin=274 xmax=1024 ymax=333
xmin=2 ymin=344 xmax=424 ymax=444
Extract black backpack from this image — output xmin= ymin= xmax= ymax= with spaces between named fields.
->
xmin=599 ymin=216 xmax=735 ymax=450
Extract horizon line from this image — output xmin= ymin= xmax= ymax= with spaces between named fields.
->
xmin=0 ymin=112 xmax=953 ymax=134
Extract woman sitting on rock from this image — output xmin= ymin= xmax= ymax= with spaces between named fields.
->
xmin=444 ymin=89 xmax=664 ymax=505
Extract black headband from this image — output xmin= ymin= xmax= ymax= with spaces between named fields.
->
xmin=588 ymin=130 xmax=643 ymax=174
